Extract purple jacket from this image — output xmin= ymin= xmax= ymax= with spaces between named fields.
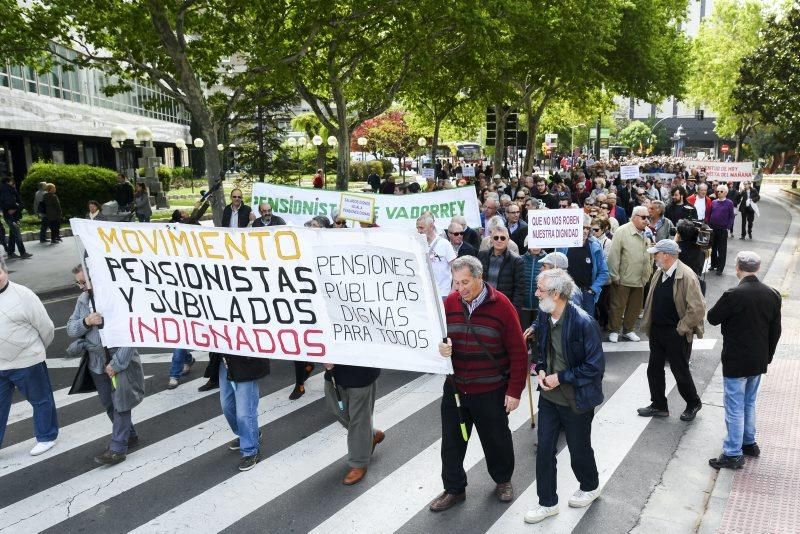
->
xmin=708 ymin=198 xmax=735 ymax=230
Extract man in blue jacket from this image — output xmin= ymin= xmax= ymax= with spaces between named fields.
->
xmin=556 ymin=215 xmax=609 ymax=317
xmin=523 ymin=268 xmax=605 ymax=524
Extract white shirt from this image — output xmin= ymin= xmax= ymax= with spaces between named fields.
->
xmin=661 ymin=260 xmax=678 ymax=282
xmin=694 ymin=196 xmax=707 ymax=220
xmin=228 ymin=206 xmax=241 ymax=228
xmin=428 ymin=236 xmax=457 ymax=298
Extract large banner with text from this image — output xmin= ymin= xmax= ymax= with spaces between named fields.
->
xmin=251 ymin=183 xmax=481 ymax=230
xmin=70 ymin=219 xmax=452 ymax=374
xmin=687 ymin=160 xmax=753 ymax=182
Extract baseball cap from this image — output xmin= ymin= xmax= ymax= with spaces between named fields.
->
xmin=647 ymin=239 xmax=680 ymax=256
xmin=538 ymin=252 xmax=569 ymax=269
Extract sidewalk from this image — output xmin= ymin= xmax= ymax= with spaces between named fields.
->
xmin=4 ymin=238 xmax=79 ymax=299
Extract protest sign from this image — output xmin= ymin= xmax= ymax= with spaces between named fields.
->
xmin=69 ymin=219 xmax=452 ymax=375
xmin=339 ymin=193 xmax=375 ymax=224
xmin=462 ymin=166 xmax=475 ymax=177
xmin=527 ymin=208 xmax=584 ymax=248
xmin=251 ymin=183 xmax=481 ymax=231
xmin=422 ymin=168 xmax=436 ymax=180
xmin=687 ymin=160 xmax=753 ymax=182
xmin=619 ymin=165 xmax=640 ymax=181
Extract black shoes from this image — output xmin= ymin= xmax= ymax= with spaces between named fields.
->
xmin=198 ymin=380 xmax=219 ymax=392
xmin=495 ymin=482 xmax=514 ymax=502
xmin=127 ymin=435 xmax=140 ymax=448
xmin=238 ymin=453 xmax=260 ymax=472
xmin=228 ymin=431 xmax=263 ymax=451
xmin=680 ymin=404 xmax=702 ymax=421
xmin=742 ymin=443 xmax=761 ymax=457
xmin=95 ymin=449 xmax=127 ymax=465
xmin=637 ymin=404 xmax=669 ymax=418
xmin=709 ymin=454 xmax=744 ymax=470
xmin=20 ymin=252 xmax=33 ymax=259
xmin=429 ymin=491 xmax=466 ymax=512
xmin=289 ymin=385 xmax=305 ymax=400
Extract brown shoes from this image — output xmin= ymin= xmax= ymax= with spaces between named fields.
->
xmin=495 ymin=482 xmax=514 ymax=502
xmin=372 ymin=430 xmax=385 ymax=453
xmin=429 ymin=491 xmax=466 ymax=512
xmin=343 ymin=467 xmax=366 ymax=485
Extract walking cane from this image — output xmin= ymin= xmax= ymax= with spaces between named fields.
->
xmin=527 ymin=373 xmax=535 ymax=429
xmin=331 ymin=375 xmax=345 ymax=412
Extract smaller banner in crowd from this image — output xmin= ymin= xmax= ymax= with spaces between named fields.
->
xmin=422 ymin=168 xmax=436 ymax=180
xmin=527 ymin=208 xmax=583 ymax=248
xmin=619 ymin=165 xmax=640 ymax=181
xmin=252 ymin=183 xmax=481 ymax=231
xmin=338 ymin=193 xmax=375 ymax=224
xmin=462 ymin=166 xmax=475 ymax=177
xmin=687 ymin=160 xmax=753 ymax=182
xmin=69 ymin=219 xmax=452 ymax=374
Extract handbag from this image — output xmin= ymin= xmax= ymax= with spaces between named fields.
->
xmin=68 ymin=351 xmax=97 ymax=395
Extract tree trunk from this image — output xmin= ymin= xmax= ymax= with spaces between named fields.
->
xmin=735 ymin=132 xmax=744 ymax=162
xmin=430 ymin=118 xmax=442 ymax=168
xmin=186 ymin=103 xmax=224 ymax=225
xmin=335 ymin=122 xmax=350 ymax=191
xmin=316 ymin=146 xmax=326 ymax=175
xmin=493 ymin=103 xmax=506 ymax=175
xmin=522 ymin=94 xmax=534 ymax=173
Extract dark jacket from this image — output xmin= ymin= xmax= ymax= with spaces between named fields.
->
xmin=678 ymin=240 xmax=705 ymax=279
xmin=509 ymin=220 xmax=528 ymax=252
xmin=43 ymin=191 xmax=62 ymax=222
xmin=611 ymin=205 xmax=628 ymax=225
xmin=521 ymin=250 xmax=546 ymax=309
xmin=220 ymin=353 xmax=271 ymax=382
xmin=115 ymin=181 xmax=134 ymax=210
xmin=477 ymin=249 xmax=525 ymax=309
xmin=533 ymin=191 xmax=559 ymax=210
xmin=707 ymin=275 xmax=782 ymax=378
xmin=455 ymin=241 xmax=478 ymax=258
xmin=221 ymin=203 xmax=252 ymax=228
xmin=252 ymin=215 xmax=287 ymax=227
xmin=0 ymin=182 xmax=21 ymax=218
xmin=463 ymin=226 xmax=481 ymax=250
xmin=664 ymin=202 xmax=698 ymax=225
xmin=736 ymin=188 xmax=760 ymax=213
xmin=535 ymin=302 xmax=605 ymax=411
xmin=324 ymin=364 xmax=380 ymax=389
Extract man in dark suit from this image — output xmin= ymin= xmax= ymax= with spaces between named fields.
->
xmin=251 ymin=202 xmax=287 ymax=227
xmin=707 ymin=251 xmax=782 ymax=470
xmin=447 ymin=221 xmax=477 ymax=258
xmin=221 ymin=189 xmax=251 ymax=228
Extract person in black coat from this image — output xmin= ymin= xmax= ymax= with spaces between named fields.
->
xmin=447 ymin=221 xmax=478 ymax=258
xmin=114 ymin=173 xmax=134 ymax=212
xmin=735 ymin=180 xmax=760 ymax=239
xmin=323 ymin=363 xmax=383 ymax=485
xmin=676 ymin=219 xmax=707 ymax=295
xmin=221 ymin=189 xmax=251 ymax=228
xmin=706 ymin=251 xmax=782 ymax=470
xmin=251 ymin=202 xmax=287 ymax=227
xmin=477 ymin=226 xmax=525 ymax=315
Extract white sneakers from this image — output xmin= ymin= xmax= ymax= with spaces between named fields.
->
xmin=30 ymin=440 xmax=56 ymax=456
xmin=524 ymin=504 xmax=559 ymax=524
xmin=623 ymin=331 xmax=641 ymax=342
xmin=568 ymin=487 xmax=602 ymax=507
xmin=524 ymin=488 xmax=601 ymax=524
xmin=609 ymin=332 xmax=641 ymax=343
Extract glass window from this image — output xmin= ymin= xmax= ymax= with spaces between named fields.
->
xmin=0 ymin=74 xmax=7 ymax=88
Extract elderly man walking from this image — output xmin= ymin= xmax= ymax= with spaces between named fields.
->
xmin=417 ymin=214 xmax=456 ymax=300
xmin=524 ymin=268 xmax=605 ymax=524
xmin=429 ymin=256 xmax=527 ymax=511
xmin=707 ymin=252 xmax=781 ymax=469
xmin=637 ymin=240 xmax=705 ymax=421
xmin=0 ymin=256 xmax=58 ymax=455
xmin=606 ymin=206 xmax=654 ymax=342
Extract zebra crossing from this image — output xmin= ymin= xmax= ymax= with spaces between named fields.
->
xmin=0 ymin=344 xmax=712 ymax=534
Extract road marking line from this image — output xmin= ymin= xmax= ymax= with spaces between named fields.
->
xmin=130 ymin=374 xmax=445 ymax=534
xmin=0 ymin=377 xmax=217 ymax=479
xmin=310 ymin=381 xmax=537 ymax=534
xmin=486 ymin=364 xmax=677 ymax=533
xmin=45 ymin=352 xmax=210 ymax=368
xmin=0 ymin=374 xmax=326 ymax=533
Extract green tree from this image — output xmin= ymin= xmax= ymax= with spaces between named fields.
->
xmin=688 ymin=0 xmax=765 ymax=161
xmin=291 ymin=112 xmax=331 ymax=175
xmin=734 ymin=4 xmax=800 ymax=154
xmin=616 ymin=121 xmax=654 ymax=154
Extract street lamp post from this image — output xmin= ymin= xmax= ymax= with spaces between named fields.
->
xmin=357 ymin=136 xmax=368 ymax=164
xmin=296 ymin=136 xmax=307 ymax=186
xmin=417 ymin=136 xmax=427 ymax=176
xmin=312 ymin=134 xmax=323 ymax=186
xmin=672 ymin=125 xmax=686 ymax=157
xmin=325 ymin=135 xmax=337 ymax=189
xmin=110 ymin=126 xmax=128 ymax=174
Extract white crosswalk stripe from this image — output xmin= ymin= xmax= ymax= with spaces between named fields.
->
xmin=1 ymin=356 xmax=695 ymax=533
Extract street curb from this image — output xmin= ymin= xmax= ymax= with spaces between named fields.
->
xmin=38 ymin=285 xmax=80 ymax=302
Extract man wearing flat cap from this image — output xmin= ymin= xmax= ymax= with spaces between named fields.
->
xmin=638 ymin=239 xmax=705 ymax=422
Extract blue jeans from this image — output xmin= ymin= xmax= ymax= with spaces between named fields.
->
xmin=723 ymin=375 xmax=761 ymax=457
xmin=218 ymin=364 xmax=261 ymax=456
xmin=0 ymin=362 xmax=59 ymax=447
xmin=3 ymin=214 xmax=26 ymax=255
xmin=169 ymin=349 xmax=193 ymax=379
xmin=580 ymin=289 xmax=596 ymax=317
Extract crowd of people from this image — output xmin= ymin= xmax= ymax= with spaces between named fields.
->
xmin=0 ymin=157 xmax=784 ymax=526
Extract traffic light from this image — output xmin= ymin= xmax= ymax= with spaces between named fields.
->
xmin=695 ymin=109 xmax=704 ymax=121
xmin=486 ymin=107 xmax=496 ymax=146
xmin=504 ymin=111 xmax=518 ymax=147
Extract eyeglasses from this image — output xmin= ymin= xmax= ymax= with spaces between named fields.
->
xmin=591 ymin=227 xmax=602 ymax=232
xmin=600 ymin=205 xmax=610 ymax=210
xmin=716 ymin=190 xmax=724 ymax=194
xmin=334 ymin=220 xmax=346 ymax=225
xmin=449 ymin=231 xmax=464 ymax=236
xmin=231 ymin=195 xmax=243 ymax=199
xmin=506 ymin=210 xmax=520 ymax=215
xmin=492 ymin=235 xmax=508 ymax=241
xmin=75 ymin=281 xmax=87 ymax=289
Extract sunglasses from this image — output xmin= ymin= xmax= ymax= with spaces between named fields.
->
xmin=334 ymin=220 xmax=346 ymax=225
xmin=449 ymin=231 xmax=464 ymax=236
xmin=492 ymin=235 xmax=508 ymax=241
xmin=231 ymin=195 xmax=243 ymax=199
xmin=591 ymin=227 xmax=602 ymax=232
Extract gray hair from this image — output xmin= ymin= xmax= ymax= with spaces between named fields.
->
xmin=537 ymin=268 xmax=576 ymax=302
xmin=650 ymin=200 xmax=665 ymax=214
xmin=491 ymin=225 xmax=509 ymax=236
xmin=499 ymin=194 xmax=512 ymax=203
xmin=448 ymin=221 xmax=465 ymax=233
xmin=487 ymin=215 xmax=507 ymax=233
xmin=698 ymin=183 xmax=708 ymax=192
xmin=717 ymin=184 xmax=729 ymax=194
xmin=416 ymin=214 xmax=435 ymax=228
xmin=583 ymin=214 xmax=592 ymax=227
xmin=452 ymin=255 xmax=483 ymax=278
xmin=632 ymin=205 xmax=648 ymax=218
xmin=451 ymin=215 xmax=467 ymax=227
xmin=736 ymin=250 xmax=761 ymax=273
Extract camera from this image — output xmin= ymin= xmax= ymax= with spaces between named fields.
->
xmin=677 ymin=218 xmax=712 ymax=249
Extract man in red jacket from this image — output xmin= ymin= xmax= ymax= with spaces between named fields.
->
xmin=687 ymin=183 xmax=713 ymax=222
xmin=429 ymin=255 xmax=527 ymax=512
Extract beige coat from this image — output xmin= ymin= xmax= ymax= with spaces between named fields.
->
xmin=642 ymin=260 xmax=706 ymax=343
xmin=606 ymin=222 xmax=653 ymax=287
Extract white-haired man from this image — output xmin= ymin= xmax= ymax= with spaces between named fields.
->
xmin=417 ymin=214 xmax=456 ymax=299
xmin=606 ymin=206 xmax=654 ymax=342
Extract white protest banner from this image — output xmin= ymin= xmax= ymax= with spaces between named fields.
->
xmin=527 ymin=208 xmax=583 ymax=248
xmin=687 ymin=160 xmax=753 ymax=182
xmin=619 ymin=165 xmax=640 ymax=181
xmin=251 ymin=182 xmax=481 ymax=231
xmin=69 ymin=219 xmax=452 ymax=375
xmin=339 ymin=193 xmax=375 ymax=224
xmin=462 ymin=166 xmax=475 ymax=177
xmin=422 ymin=168 xmax=436 ymax=180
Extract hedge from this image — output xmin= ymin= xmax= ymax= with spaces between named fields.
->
xmin=21 ymin=163 xmax=117 ymax=220
xmin=350 ymin=159 xmax=394 ymax=181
